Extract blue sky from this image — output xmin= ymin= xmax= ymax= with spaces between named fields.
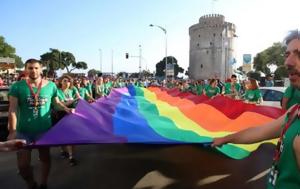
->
xmin=1 ymin=0 xmax=299 ymax=75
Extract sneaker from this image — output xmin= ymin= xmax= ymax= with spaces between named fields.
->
xmin=60 ymin=151 xmax=69 ymax=159
xmin=69 ymin=158 xmax=77 ymax=166
xmin=39 ymin=184 xmax=47 ymax=189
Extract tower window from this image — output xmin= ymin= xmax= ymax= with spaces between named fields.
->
xmin=206 ymin=50 xmax=209 ymax=54
xmin=198 ymin=34 xmax=201 ymax=38
xmin=213 ymin=33 xmax=216 ymax=37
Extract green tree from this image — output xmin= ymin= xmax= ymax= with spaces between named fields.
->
xmin=155 ymin=56 xmax=184 ymax=78
xmin=117 ymin=72 xmax=130 ymax=78
xmin=246 ymin=71 xmax=261 ymax=81
xmin=88 ymin=69 xmax=101 ymax=78
xmin=274 ymin=65 xmax=288 ymax=80
xmin=40 ymin=48 xmax=88 ymax=76
xmin=129 ymin=73 xmax=139 ymax=78
xmin=253 ymin=42 xmax=285 ymax=75
xmin=141 ymin=69 xmax=152 ymax=78
xmin=0 ymin=36 xmax=24 ymax=68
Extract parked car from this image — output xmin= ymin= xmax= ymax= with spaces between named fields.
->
xmin=0 ymin=86 xmax=9 ymax=141
xmin=259 ymin=87 xmax=286 ymax=108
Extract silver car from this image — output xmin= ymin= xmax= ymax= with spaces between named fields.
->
xmin=259 ymin=87 xmax=286 ymax=108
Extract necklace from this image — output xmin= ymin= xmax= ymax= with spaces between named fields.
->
xmin=26 ymin=79 xmax=43 ymax=112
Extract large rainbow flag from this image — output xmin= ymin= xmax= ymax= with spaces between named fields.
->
xmin=35 ymin=85 xmax=284 ymax=159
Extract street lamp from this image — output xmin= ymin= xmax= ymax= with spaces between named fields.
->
xmin=99 ymin=49 xmax=102 ymax=72
xmin=149 ymin=24 xmax=167 ymax=80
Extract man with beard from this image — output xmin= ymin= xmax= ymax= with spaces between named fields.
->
xmin=212 ymin=30 xmax=300 ymax=189
xmin=7 ymin=59 xmax=74 ymax=189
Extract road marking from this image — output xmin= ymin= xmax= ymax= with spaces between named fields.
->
xmin=197 ymin=174 xmax=231 ymax=186
xmin=247 ymin=168 xmax=270 ymax=183
xmin=133 ymin=170 xmax=175 ymax=189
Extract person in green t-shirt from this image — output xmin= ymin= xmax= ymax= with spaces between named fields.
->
xmin=7 ymin=59 xmax=74 ymax=189
xmin=204 ymin=79 xmax=220 ymax=98
xmin=95 ymin=77 xmax=105 ymax=99
xmin=212 ymin=30 xmax=300 ymax=189
xmin=281 ymin=85 xmax=300 ymax=110
xmin=243 ymin=78 xmax=262 ymax=104
xmin=81 ymin=77 xmax=93 ymax=97
xmin=74 ymin=79 xmax=94 ymax=101
xmin=223 ymin=74 xmax=241 ymax=99
xmin=56 ymin=75 xmax=79 ymax=166
xmin=193 ymin=80 xmax=205 ymax=96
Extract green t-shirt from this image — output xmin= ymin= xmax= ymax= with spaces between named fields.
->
xmin=267 ymin=113 xmax=300 ymax=189
xmin=166 ymin=82 xmax=174 ymax=89
xmin=244 ymin=89 xmax=262 ymax=102
xmin=224 ymin=82 xmax=241 ymax=94
xmin=70 ymin=87 xmax=79 ymax=99
xmin=205 ymin=85 xmax=220 ymax=98
xmin=57 ymin=88 xmax=73 ymax=102
xmin=195 ymin=85 xmax=204 ymax=96
xmin=77 ymin=87 xmax=88 ymax=100
xmin=104 ymin=82 xmax=112 ymax=96
xmin=284 ymin=86 xmax=300 ymax=110
xmin=95 ymin=84 xmax=105 ymax=97
xmin=84 ymin=83 xmax=93 ymax=96
xmin=57 ymin=88 xmax=78 ymax=108
xmin=9 ymin=80 xmax=58 ymax=134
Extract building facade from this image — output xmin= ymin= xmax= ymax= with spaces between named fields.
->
xmin=189 ymin=14 xmax=236 ymax=81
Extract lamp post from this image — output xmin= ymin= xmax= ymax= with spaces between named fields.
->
xmin=139 ymin=45 xmax=142 ymax=78
xmin=149 ymin=24 xmax=167 ymax=80
xmin=99 ymin=49 xmax=102 ymax=72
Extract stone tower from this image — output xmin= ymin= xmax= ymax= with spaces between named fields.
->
xmin=188 ymin=14 xmax=236 ymax=81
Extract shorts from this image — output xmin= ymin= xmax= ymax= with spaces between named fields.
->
xmin=16 ymin=132 xmax=44 ymax=144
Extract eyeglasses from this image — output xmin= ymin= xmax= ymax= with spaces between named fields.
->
xmin=62 ymin=79 xmax=70 ymax=83
xmin=285 ymin=49 xmax=300 ymax=59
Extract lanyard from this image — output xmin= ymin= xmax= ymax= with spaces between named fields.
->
xmin=26 ymin=79 xmax=43 ymax=108
xmin=273 ymin=104 xmax=299 ymax=162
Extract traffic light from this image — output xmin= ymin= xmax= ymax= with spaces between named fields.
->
xmin=125 ymin=53 xmax=129 ymax=59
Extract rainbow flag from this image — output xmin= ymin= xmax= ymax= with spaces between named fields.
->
xmin=35 ymin=85 xmax=284 ymax=159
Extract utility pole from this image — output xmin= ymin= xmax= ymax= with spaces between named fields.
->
xmin=111 ymin=49 xmax=114 ymax=76
xmin=139 ymin=45 xmax=142 ymax=78
xmin=99 ymin=49 xmax=102 ymax=72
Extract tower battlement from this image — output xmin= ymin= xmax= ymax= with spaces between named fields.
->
xmin=199 ymin=14 xmax=225 ymax=27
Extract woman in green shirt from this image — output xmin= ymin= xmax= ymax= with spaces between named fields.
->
xmin=244 ymin=78 xmax=263 ymax=104
xmin=74 ymin=79 xmax=94 ymax=102
xmin=204 ymin=79 xmax=220 ymax=98
xmin=56 ymin=75 xmax=79 ymax=166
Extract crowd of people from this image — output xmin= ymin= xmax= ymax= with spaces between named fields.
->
xmin=1 ymin=29 xmax=300 ymax=189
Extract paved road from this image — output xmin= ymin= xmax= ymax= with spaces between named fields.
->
xmin=0 ymin=143 xmax=274 ymax=189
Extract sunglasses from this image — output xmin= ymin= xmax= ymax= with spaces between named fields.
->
xmin=285 ymin=49 xmax=300 ymax=59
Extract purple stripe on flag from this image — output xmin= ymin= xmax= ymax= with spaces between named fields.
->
xmin=34 ymin=88 xmax=129 ymax=146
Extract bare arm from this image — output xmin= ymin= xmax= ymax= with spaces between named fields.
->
xmin=212 ymin=112 xmax=286 ymax=147
xmin=7 ymin=96 xmax=18 ymax=140
xmin=85 ymin=91 xmax=94 ymax=101
xmin=293 ymin=136 xmax=300 ymax=169
xmin=0 ymin=139 xmax=26 ymax=152
xmin=75 ymin=91 xmax=81 ymax=99
xmin=53 ymin=97 xmax=74 ymax=113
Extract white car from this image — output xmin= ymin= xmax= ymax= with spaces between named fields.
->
xmin=259 ymin=87 xmax=286 ymax=108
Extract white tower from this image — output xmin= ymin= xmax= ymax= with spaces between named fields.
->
xmin=188 ymin=14 xmax=236 ymax=80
